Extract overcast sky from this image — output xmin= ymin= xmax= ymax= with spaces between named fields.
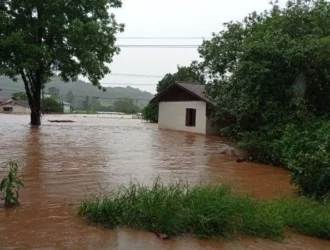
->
xmin=100 ymin=0 xmax=286 ymax=94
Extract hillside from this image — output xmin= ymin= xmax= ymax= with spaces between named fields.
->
xmin=0 ymin=76 xmax=154 ymax=108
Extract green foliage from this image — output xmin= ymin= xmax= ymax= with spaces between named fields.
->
xmin=42 ymin=97 xmax=63 ymax=113
xmin=268 ymin=197 xmax=330 ymax=239
xmin=79 ymin=180 xmax=330 ymax=240
xmin=12 ymin=92 xmax=28 ymax=101
xmin=112 ymin=98 xmax=140 ymax=114
xmin=200 ymin=0 xmax=330 ymax=198
xmin=277 ymin=120 xmax=330 ymax=198
xmin=0 ymin=161 xmax=24 ymax=207
xmin=142 ymin=103 xmax=158 ymax=123
xmin=0 ymin=0 xmax=124 ymax=125
xmin=79 ymin=181 xmax=283 ymax=240
xmin=47 ymin=87 xmax=60 ymax=99
xmin=201 ymin=0 xmax=330 ymax=133
xmin=157 ymin=62 xmax=205 ymax=93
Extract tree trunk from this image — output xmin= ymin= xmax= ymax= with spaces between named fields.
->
xmin=30 ymin=110 xmax=41 ymax=126
xmin=30 ymin=92 xmax=41 ymax=126
xmin=21 ymin=68 xmax=43 ymax=126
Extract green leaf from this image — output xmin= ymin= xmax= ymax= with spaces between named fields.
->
xmin=0 ymin=178 xmax=7 ymax=191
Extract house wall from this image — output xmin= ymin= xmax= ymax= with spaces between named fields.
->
xmin=63 ymin=104 xmax=71 ymax=114
xmin=159 ymin=101 xmax=207 ymax=134
xmin=0 ymin=104 xmax=30 ymax=114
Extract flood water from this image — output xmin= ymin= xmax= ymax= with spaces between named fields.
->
xmin=0 ymin=114 xmax=329 ymax=250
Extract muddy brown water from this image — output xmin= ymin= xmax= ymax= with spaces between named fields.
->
xmin=0 ymin=114 xmax=329 ymax=250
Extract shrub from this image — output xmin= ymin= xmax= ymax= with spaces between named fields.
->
xmin=79 ymin=181 xmax=284 ymax=240
xmin=268 ymin=197 xmax=330 ymax=239
xmin=79 ymin=181 xmax=330 ymax=240
xmin=142 ymin=103 xmax=158 ymax=123
xmin=279 ymin=120 xmax=330 ymax=198
xmin=0 ymin=161 xmax=24 ymax=206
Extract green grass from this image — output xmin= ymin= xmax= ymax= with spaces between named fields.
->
xmin=268 ymin=198 xmax=330 ymax=239
xmin=78 ymin=180 xmax=330 ymax=240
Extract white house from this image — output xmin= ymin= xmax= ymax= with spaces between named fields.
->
xmin=62 ymin=102 xmax=72 ymax=114
xmin=150 ymin=82 xmax=219 ymax=135
xmin=0 ymin=99 xmax=31 ymax=114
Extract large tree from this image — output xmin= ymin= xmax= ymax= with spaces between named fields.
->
xmin=42 ymin=97 xmax=63 ymax=114
xmin=199 ymin=0 xmax=330 ymax=136
xmin=0 ymin=0 xmax=124 ymax=125
xmin=156 ymin=62 xmax=206 ymax=93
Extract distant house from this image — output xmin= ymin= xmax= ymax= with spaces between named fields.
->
xmin=62 ymin=102 xmax=72 ymax=114
xmin=0 ymin=98 xmax=30 ymax=114
xmin=150 ymin=82 xmax=219 ymax=135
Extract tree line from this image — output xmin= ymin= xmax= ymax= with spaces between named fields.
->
xmin=12 ymin=87 xmax=141 ymax=114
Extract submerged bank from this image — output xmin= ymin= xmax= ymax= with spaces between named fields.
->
xmin=79 ymin=181 xmax=330 ymax=241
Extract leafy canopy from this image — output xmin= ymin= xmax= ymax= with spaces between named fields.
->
xmin=0 ymin=0 xmax=124 ymax=124
xmin=42 ymin=97 xmax=63 ymax=113
xmin=200 ymin=0 xmax=330 ymax=136
xmin=157 ymin=62 xmax=205 ymax=93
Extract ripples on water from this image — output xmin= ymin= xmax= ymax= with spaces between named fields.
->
xmin=0 ymin=114 xmax=328 ymax=249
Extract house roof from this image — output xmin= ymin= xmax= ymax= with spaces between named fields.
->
xmin=150 ymin=82 xmax=212 ymax=104
xmin=0 ymin=99 xmax=29 ymax=108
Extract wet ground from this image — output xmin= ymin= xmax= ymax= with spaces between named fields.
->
xmin=0 ymin=114 xmax=329 ymax=249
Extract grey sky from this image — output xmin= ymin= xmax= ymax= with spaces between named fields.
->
xmin=101 ymin=0 xmax=286 ymax=94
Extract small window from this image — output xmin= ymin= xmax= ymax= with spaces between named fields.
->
xmin=2 ymin=107 xmax=13 ymax=112
xmin=186 ymin=108 xmax=196 ymax=127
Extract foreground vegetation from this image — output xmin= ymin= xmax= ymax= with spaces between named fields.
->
xmin=79 ymin=181 xmax=330 ymax=240
xmin=197 ymin=0 xmax=330 ymax=198
xmin=0 ymin=162 xmax=24 ymax=207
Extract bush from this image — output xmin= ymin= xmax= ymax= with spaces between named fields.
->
xmin=237 ymin=117 xmax=330 ymax=199
xmin=279 ymin=120 xmax=330 ymax=198
xmin=79 ymin=180 xmax=330 ymax=240
xmin=42 ymin=97 xmax=63 ymax=113
xmin=79 ymin=180 xmax=285 ymax=240
xmin=0 ymin=161 xmax=24 ymax=207
xmin=142 ymin=103 xmax=158 ymax=123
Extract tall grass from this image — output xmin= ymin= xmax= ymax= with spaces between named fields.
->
xmin=79 ymin=180 xmax=330 ymax=240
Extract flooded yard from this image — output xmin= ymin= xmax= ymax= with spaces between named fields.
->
xmin=0 ymin=114 xmax=329 ymax=249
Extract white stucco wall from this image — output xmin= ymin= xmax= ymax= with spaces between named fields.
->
xmin=159 ymin=101 xmax=207 ymax=134
xmin=0 ymin=104 xmax=30 ymax=114
xmin=63 ymin=104 xmax=71 ymax=114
